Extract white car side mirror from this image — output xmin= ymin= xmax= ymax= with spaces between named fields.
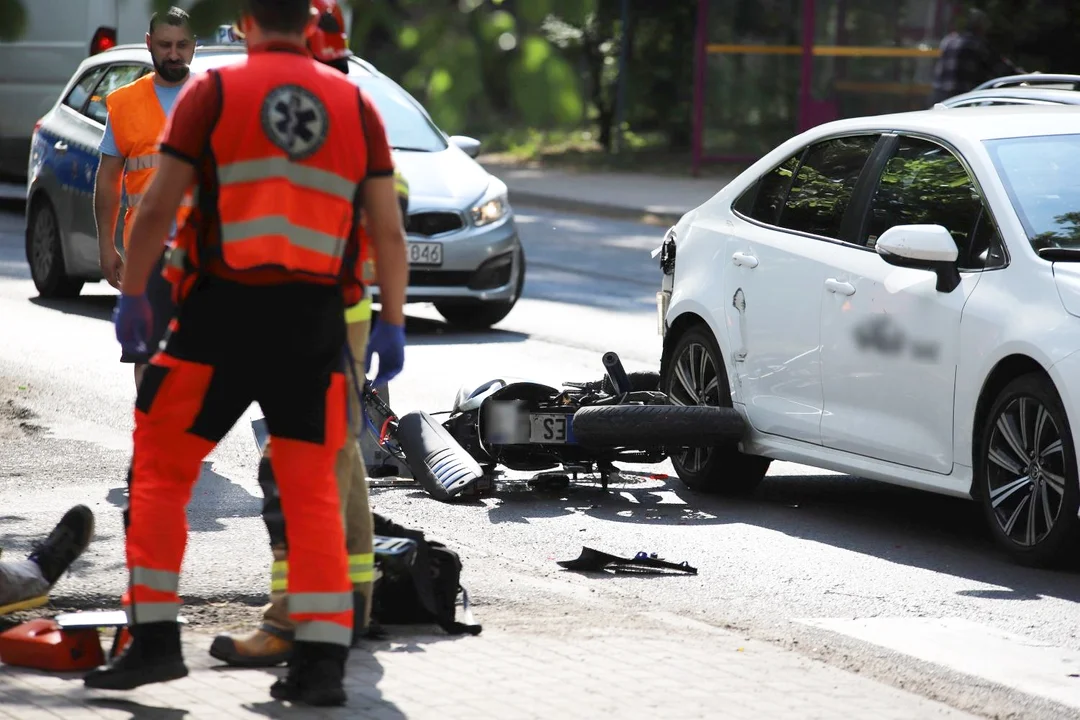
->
xmin=450 ymin=135 xmax=482 ymax=158
xmin=875 ymin=224 xmax=961 ymax=293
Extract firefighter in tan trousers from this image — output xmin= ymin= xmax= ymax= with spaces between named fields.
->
xmin=209 ymin=1 xmax=411 ymax=666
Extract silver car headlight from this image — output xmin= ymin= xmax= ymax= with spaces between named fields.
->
xmin=470 ymin=184 xmax=509 ymax=227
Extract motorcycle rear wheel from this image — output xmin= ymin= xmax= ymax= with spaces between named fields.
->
xmin=571 ymin=404 xmax=744 ymax=448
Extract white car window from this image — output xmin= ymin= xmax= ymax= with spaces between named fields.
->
xmin=864 ymin=136 xmax=1003 ymax=269
xmin=732 ymin=153 xmax=801 ymax=226
xmin=774 ymin=134 xmax=880 ymax=241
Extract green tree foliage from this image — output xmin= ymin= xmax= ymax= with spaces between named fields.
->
xmin=0 ymin=0 xmax=27 ymax=42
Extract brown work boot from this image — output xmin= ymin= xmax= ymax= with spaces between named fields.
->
xmin=209 ymin=622 xmax=293 ymax=667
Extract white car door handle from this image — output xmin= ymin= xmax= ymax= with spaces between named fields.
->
xmin=824 ymin=279 xmax=855 ymax=296
xmin=53 ymin=141 xmax=68 ymax=153
xmin=732 ymin=252 xmax=758 ymax=268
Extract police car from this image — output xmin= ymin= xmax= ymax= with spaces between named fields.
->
xmin=25 ymin=31 xmax=525 ymax=330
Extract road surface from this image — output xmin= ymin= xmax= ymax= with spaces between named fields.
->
xmin=1 ymin=200 xmax=1079 ymax=719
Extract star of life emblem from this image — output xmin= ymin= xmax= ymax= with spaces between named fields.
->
xmin=260 ymin=84 xmax=329 ymax=160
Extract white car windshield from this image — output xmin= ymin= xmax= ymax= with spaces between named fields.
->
xmin=985 ymin=133 xmax=1080 ymax=251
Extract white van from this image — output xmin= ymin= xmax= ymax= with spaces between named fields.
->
xmin=0 ymin=0 xmax=194 ymax=183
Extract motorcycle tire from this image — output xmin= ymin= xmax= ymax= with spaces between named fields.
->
xmin=600 ymin=371 xmax=660 ymax=394
xmin=571 ymin=404 xmax=745 ymax=448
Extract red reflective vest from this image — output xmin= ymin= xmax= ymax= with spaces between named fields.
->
xmin=165 ymin=49 xmax=370 ymax=305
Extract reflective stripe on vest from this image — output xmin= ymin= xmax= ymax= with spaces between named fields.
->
xmin=128 ymin=192 xmax=195 ymax=209
xmin=206 ymin=54 xmax=369 ymax=283
xmin=218 ymin=158 xmax=357 ymax=202
xmin=125 ymin=153 xmax=160 ymax=172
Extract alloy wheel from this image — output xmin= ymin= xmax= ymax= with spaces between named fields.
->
xmin=31 ymin=205 xmax=57 ymax=282
xmin=667 ymin=341 xmax=721 ymax=473
xmin=985 ymin=396 xmax=1067 ymax=547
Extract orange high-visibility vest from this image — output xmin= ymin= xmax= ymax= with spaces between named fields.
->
xmin=104 ymin=74 xmax=194 ymax=250
xmin=168 ymin=51 xmax=370 ymax=305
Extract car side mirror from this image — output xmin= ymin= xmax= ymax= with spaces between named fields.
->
xmin=875 ymin=224 xmax=962 ymax=293
xmin=450 ymin=135 xmax=482 ymax=158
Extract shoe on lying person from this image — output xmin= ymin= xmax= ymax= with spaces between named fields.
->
xmin=28 ymin=505 xmax=95 ymax=586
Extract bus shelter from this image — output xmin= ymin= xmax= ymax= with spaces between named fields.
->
xmin=692 ymin=0 xmax=960 ymax=172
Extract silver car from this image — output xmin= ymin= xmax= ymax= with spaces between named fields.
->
xmin=25 ymin=43 xmax=525 ymax=330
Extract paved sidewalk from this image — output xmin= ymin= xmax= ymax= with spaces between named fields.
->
xmin=480 ymin=161 xmax=740 ymax=226
xmin=0 ymin=612 xmax=983 ymax=719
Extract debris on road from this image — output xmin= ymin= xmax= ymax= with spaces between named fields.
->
xmin=557 ymin=546 xmax=698 ymax=575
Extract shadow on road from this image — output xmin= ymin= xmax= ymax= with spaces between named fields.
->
xmin=104 ymin=461 xmax=263 ymax=533
xmin=29 ymin=294 xmax=115 ymax=322
xmin=475 ymin=468 xmax=1080 ymax=601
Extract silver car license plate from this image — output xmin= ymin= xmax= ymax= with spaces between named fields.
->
xmin=408 ymin=241 xmax=443 ymax=266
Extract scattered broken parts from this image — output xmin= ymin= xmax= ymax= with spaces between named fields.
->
xmin=557 ymin=546 xmax=698 ymax=575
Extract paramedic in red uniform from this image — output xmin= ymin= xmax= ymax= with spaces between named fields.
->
xmin=82 ymin=0 xmax=409 ymax=707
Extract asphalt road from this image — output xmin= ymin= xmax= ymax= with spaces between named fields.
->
xmin=2 ymin=201 xmax=1080 ymax=719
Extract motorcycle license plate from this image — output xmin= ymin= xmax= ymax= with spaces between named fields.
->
xmin=529 ymin=414 xmax=575 ymax=444
xmin=408 ymin=241 xmax=443 ymax=266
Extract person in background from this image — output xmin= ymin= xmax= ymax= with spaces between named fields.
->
xmin=929 ymin=8 xmax=1022 ymax=105
xmin=94 ymin=7 xmax=196 ymax=388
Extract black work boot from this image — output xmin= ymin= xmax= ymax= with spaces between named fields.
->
xmin=269 ymin=641 xmax=348 ymax=706
xmin=84 ymin=621 xmax=188 ymax=689
xmin=28 ymin=504 xmax=95 ymax=586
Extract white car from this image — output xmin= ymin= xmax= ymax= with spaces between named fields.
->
xmin=656 ymin=105 xmax=1080 ymax=567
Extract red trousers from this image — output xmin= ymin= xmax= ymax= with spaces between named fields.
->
xmin=121 ymin=277 xmax=354 ymax=647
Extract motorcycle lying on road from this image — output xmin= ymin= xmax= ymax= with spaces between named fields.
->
xmin=355 ymin=350 xmax=746 ymax=501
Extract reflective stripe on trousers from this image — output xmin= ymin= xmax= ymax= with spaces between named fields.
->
xmin=344 ymin=297 xmax=372 ymax=324
xmin=290 ymin=591 xmax=353 ymax=646
xmin=271 ymin=553 xmax=373 ymax=592
xmin=124 ymin=565 xmax=181 ymax=625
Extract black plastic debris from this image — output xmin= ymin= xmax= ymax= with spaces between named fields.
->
xmin=557 ymin=546 xmax=697 ymax=575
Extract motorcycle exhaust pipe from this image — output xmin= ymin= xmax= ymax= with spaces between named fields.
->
xmin=603 ymin=351 xmax=631 ymax=395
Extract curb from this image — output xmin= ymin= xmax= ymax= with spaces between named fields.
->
xmin=505 ymin=190 xmax=685 ymax=228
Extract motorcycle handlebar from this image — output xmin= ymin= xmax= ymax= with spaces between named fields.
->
xmin=603 ymin=351 xmax=631 ymax=395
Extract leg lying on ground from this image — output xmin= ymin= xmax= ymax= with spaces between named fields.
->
xmin=0 ymin=505 xmax=95 ymax=615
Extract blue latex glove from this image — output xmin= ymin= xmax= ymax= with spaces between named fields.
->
xmin=113 ymin=293 xmax=153 ymax=356
xmin=366 ymin=319 xmax=406 ymax=387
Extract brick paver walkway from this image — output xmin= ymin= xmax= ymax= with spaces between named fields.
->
xmin=0 ymin=613 xmax=982 ymax=719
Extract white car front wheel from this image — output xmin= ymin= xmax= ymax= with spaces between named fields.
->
xmin=978 ymin=373 xmax=1080 ymax=567
xmin=660 ymin=324 xmax=770 ymax=494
